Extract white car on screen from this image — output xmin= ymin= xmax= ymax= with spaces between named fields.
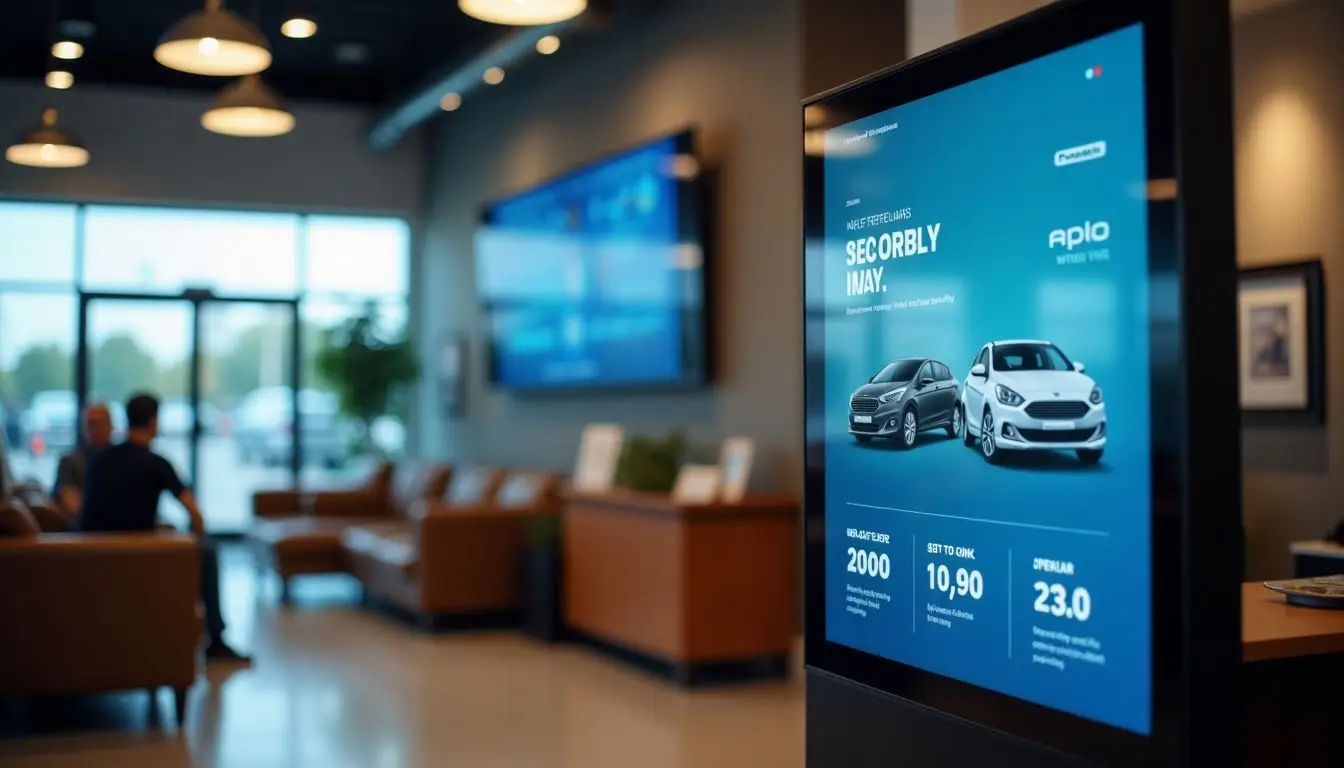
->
xmin=959 ymin=340 xmax=1106 ymax=466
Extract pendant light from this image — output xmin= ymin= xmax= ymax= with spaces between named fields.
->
xmin=155 ymin=0 xmax=271 ymax=76
xmin=6 ymin=108 xmax=89 ymax=168
xmin=201 ymin=75 xmax=294 ymax=137
xmin=458 ymin=0 xmax=587 ymax=26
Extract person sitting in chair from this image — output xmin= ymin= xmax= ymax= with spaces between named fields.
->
xmin=51 ymin=402 xmax=114 ymax=526
xmin=81 ymin=392 xmax=249 ymax=664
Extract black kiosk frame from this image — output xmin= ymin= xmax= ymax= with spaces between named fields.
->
xmin=802 ymin=0 xmax=1241 ymax=765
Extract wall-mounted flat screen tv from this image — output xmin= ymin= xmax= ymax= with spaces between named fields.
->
xmin=475 ymin=129 xmax=708 ymax=392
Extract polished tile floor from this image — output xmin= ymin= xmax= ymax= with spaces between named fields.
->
xmin=0 ymin=548 xmax=805 ymax=768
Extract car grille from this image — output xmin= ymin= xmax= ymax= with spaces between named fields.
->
xmin=851 ymin=420 xmax=883 ymax=433
xmin=1024 ymin=401 xmax=1089 ymax=419
xmin=850 ymin=396 xmax=880 ymax=414
xmin=1017 ymin=427 xmax=1096 ymax=444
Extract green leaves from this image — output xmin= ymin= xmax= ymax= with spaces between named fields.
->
xmin=313 ymin=300 xmax=420 ymax=452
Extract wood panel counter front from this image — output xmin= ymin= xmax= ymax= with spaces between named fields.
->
xmin=562 ymin=490 xmax=798 ymax=678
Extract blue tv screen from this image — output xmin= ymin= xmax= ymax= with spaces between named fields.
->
xmin=475 ymin=130 xmax=709 ymax=392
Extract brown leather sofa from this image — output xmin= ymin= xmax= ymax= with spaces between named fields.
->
xmin=248 ymin=462 xmax=451 ymax=602
xmin=341 ymin=467 xmax=559 ymax=627
xmin=0 ymin=496 xmax=201 ymax=724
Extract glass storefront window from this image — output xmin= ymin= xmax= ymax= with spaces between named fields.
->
xmin=82 ymin=206 xmax=301 ymax=295
xmin=0 ymin=292 xmax=78 ymax=490
xmin=0 ymin=203 xmax=77 ymax=284
xmin=304 ymin=216 xmax=410 ymax=296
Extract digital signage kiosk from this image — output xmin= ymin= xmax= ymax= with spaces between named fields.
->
xmin=802 ymin=0 xmax=1241 ymax=764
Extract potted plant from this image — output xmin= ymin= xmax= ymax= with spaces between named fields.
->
xmin=613 ymin=430 xmax=688 ymax=493
xmin=522 ymin=511 xmax=565 ymax=642
xmin=314 ymin=301 xmax=421 ymax=461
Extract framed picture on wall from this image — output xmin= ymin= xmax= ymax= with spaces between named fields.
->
xmin=1238 ymin=259 xmax=1325 ymax=426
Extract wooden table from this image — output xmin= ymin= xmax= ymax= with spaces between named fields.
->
xmin=1241 ymin=581 xmax=1344 ymax=766
xmin=1242 ymin=581 xmax=1344 ymax=662
xmin=562 ymin=489 xmax=798 ymax=684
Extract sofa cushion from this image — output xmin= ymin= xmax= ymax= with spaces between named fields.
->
xmin=251 ymin=517 xmax=386 ymax=554
xmin=389 ymin=463 xmax=452 ymax=517
xmin=444 ymin=466 xmax=503 ymax=507
xmin=495 ymin=471 xmax=554 ymax=509
xmin=341 ymin=521 xmax=416 ymax=570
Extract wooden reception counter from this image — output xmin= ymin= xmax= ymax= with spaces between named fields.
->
xmin=561 ymin=489 xmax=798 ymax=683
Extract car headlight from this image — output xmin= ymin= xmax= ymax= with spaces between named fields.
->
xmin=995 ymin=384 xmax=1025 ymax=407
xmin=1089 ymin=385 xmax=1103 ymax=405
xmin=878 ymin=387 xmax=907 ymax=403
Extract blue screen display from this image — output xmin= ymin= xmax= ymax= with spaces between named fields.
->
xmin=476 ymin=135 xmax=705 ymax=390
xmin=820 ymin=25 xmax=1151 ymax=733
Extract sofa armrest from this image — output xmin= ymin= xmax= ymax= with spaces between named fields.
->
xmin=253 ymin=489 xmax=303 ymax=519
xmin=306 ymin=490 xmax=389 ymax=519
xmin=0 ymin=532 xmax=201 ymax=696
xmin=414 ymin=506 xmax=535 ymax=609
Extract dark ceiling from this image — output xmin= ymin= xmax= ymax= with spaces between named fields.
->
xmin=0 ymin=0 xmax=504 ymax=104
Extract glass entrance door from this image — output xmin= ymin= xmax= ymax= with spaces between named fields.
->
xmin=77 ymin=292 xmax=299 ymax=534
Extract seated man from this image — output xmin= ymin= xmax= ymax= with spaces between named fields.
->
xmin=81 ymin=392 xmax=248 ymax=663
xmin=51 ymin=402 xmax=114 ymax=525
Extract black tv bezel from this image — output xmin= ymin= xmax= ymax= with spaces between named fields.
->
xmin=801 ymin=0 xmax=1241 ymax=764
xmin=475 ymin=127 xmax=712 ymax=395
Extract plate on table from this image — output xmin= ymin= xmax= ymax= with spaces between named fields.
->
xmin=1263 ymin=575 xmax=1344 ymax=609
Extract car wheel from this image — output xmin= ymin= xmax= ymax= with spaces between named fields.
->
xmin=961 ymin=405 xmax=976 ymax=446
xmin=899 ymin=408 xmax=918 ymax=449
xmin=947 ymin=406 xmax=961 ymax=438
xmin=854 ymin=434 xmax=872 ymax=444
xmin=980 ymin=409 xmax=1002 ymax=464
xmin=1077 ymin=449 xmax=1103 ymax=466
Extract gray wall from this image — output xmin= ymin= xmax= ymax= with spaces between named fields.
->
xmin=0 ymin=80 xmax=424 ymax=216
xmin=415 ymin=0 xmax=802 ymax=488
xmin=1235 ymin=0 xmax=1344 ymax=578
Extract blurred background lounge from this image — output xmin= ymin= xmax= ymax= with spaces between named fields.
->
xmin=0 ymin=0 xmax=1341 ymax=766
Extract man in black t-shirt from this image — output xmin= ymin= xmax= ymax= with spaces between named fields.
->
xmin=82 ymin=393 xmax=248 ymax=663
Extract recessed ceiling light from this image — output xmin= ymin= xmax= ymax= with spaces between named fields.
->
xmin=51 ymin=41 xmax=84 ymax=60
xmin=281 ymin=18 xmax=317 ymax=39
xmin=483 ymin=66 xmax=505 ymax=85
xmin=46 ymin=70 xmax=75 ymax=90
xmin=536 ymin=35 xmax=560 ymax=55
xmin=459 ymin=0 xmax=587 ymax=25
xmin=440 ymin=92 xmax=462 ymax=111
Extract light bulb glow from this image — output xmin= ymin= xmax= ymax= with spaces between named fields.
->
xmin=52 ymin=41 xmax=84 ymax=60
xmin=6 ymin=142 xmax=89 ymax=168
xmin=198 ymin=36 xmax=220 ymax=55
xmin=440 ymin=92 xmax=462 ymax=111
xmin=483 ymin=67 xmax=505 ymax=85
xmin=459 ymin=0 xmax=587 ymax=25
xmin=45 ymin=70 xmax=74 ymax=89
xmin=281 ymin=18 xmax=317 ymax=38
xmin=536 ymin=35 xmax=560 ymax=55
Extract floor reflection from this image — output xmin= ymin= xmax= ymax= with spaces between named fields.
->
xmin=0 ymin=545 xmax=805 ymax=768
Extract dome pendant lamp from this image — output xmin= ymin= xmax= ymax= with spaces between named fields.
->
xmin=202 ymin=75 xmax=295 ymax=137
xmin=458 ymin=0 xmax=587 ymax=26
xmin=155 ymin=0 xmax=272 ymax=77
xmin=6 ymin=108 xmax=89 ymax=168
